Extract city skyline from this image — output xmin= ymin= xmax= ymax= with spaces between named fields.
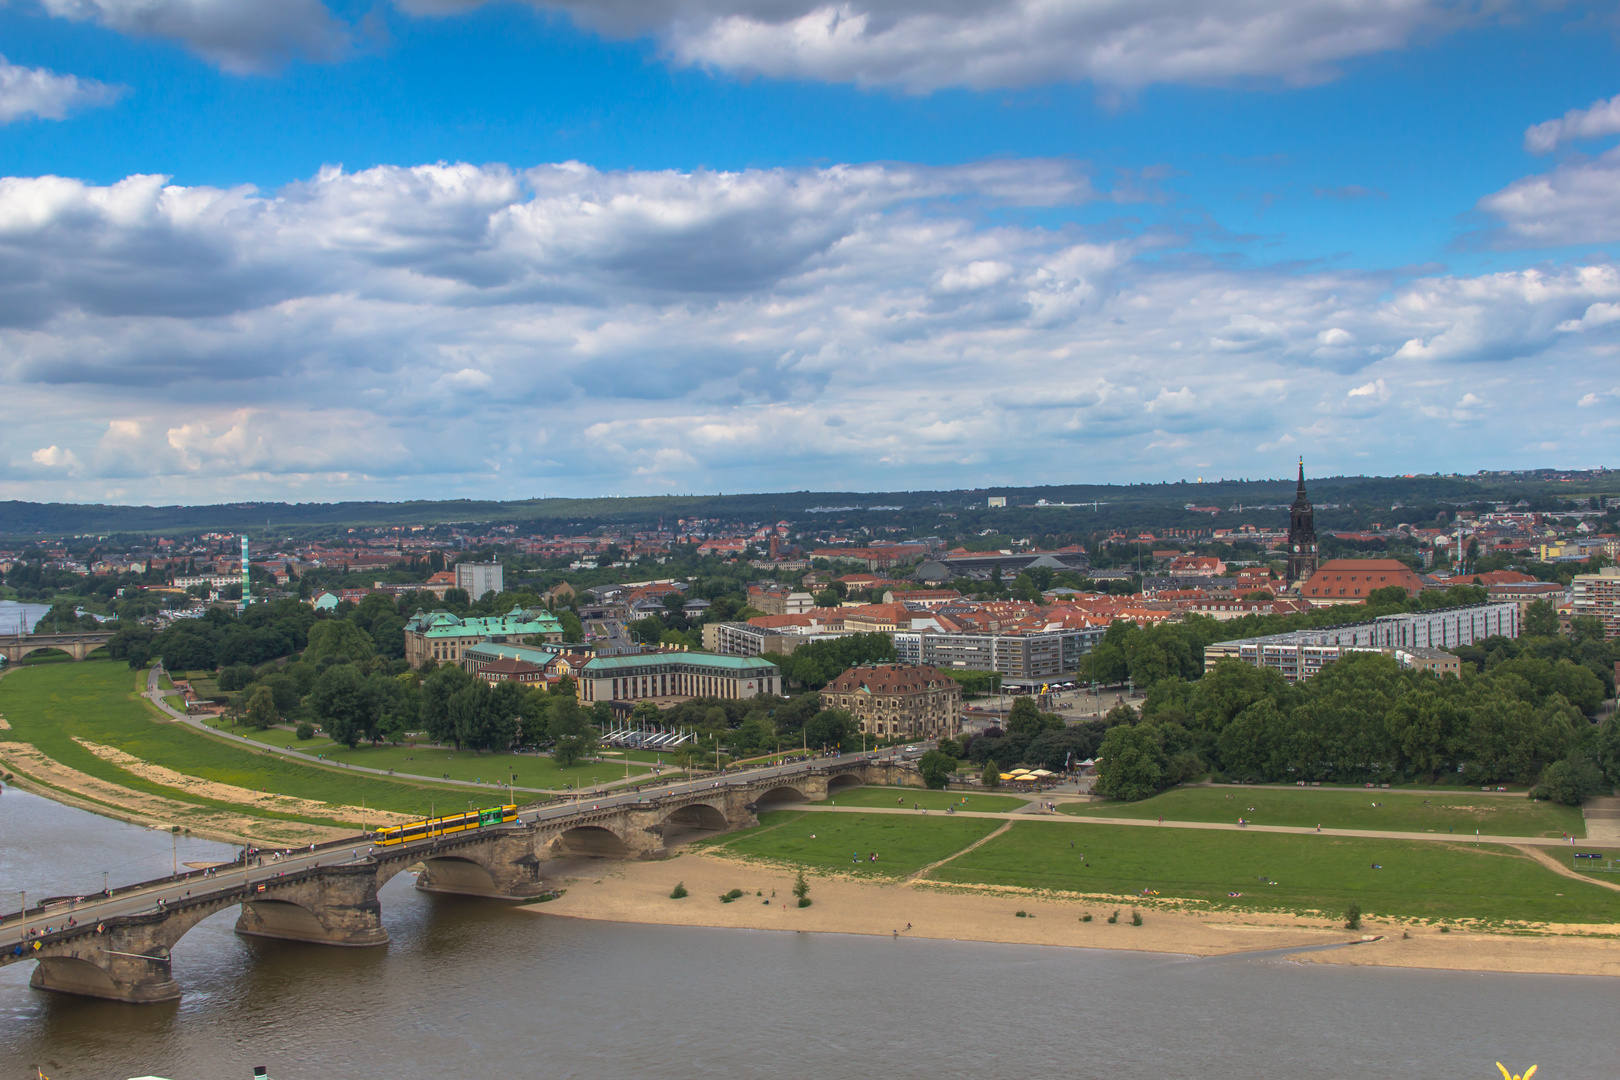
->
xmin=1 ymin=0 xmax=1618 ymax=505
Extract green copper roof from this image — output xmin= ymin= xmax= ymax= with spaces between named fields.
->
xmin=582 ymin=652 xmax=778 ymax=674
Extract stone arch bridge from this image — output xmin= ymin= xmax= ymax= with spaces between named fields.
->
xmin=0 ymin=631 xmax=115 ymax=663
xmin=0 ymin=755 xmax=918 ymax=1003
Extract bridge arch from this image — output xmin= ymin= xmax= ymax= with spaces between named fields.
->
xmin=414 ymin=855 xmax=502 ymax=897
xmin=826 ymin=773 xmax=864 ymax=795
xmin=662 ymin=802 xmax=729 ymax=831
xmin=753 ymin=785 xmax=809 ymax=810
xmin=236 ymin=897 xmax=332 ymax=944
xmin=553 ymin=825 xmax=631 ymax=858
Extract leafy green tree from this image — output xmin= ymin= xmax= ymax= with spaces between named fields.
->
xmin=419 ymin=663 xmax=472 ymax=745
xmin=548 ymin=693 xmax=599 ymax=766
xmin=303 ymin=619 xmax=375 ymax=666
xmin=1522 ymin=599 xmax=1560 ymax=638
xmin=918 ymin=749 xmax=957 ymax=788
xmin=1535 ymin=757 xmax=1603 ymax=806
xmin=981 ymin=759 xmax=1001 ymax=788
xmin=309 ymin=663 xmax=374 ymax=748
xmin=559 ymin=610 xmax=584 ymax=644
xmin=244 ymin=685 xmax=278 ymax=730
xmin=802 ymin=708 xmax=855 ymax=750
xmin=1093 ymin=723 xmax=1167 ymax=801
xmin=448 ymin=681 xmax=496 ymax=751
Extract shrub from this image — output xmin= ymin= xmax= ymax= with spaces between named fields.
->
xmin=670 ymin=882 xmax=688 ymax=899
xmin=1106 ymin=910 xmax=1119 ymax=924
xmin=1345 ymin=902 xmax=1362 ymax=930
xmin=721 ymin=888 xmax=744 ymax=903
xmin=1081 ymin=913 xmax=1093 ymax=923
xmin=797 ymin=897 xmax=812 ymax=908
xmin=792 ymin=870 xmax=810 ymax=904
xmin=295 ymin=721 xmax=316 ymax=741
xmin=1131 ymin=909 xmax=1143 ymax=926
xmin=1015 ymin=910 xmax=1028 ymax=918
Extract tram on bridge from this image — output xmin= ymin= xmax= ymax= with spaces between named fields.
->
xmin=373 ymin=804 xmax=518 ymax=847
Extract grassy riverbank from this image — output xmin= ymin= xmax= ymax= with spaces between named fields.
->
xmin=201 ymin=714 xmax=670 ymax=789
xmin=0 ymin=661 xmax=481 ymax=822
xmin=1062 ymin=786 xmax=1585 ymax=839
xmin=697 ymin=809 xmax=1005 ymax=878
xmin=701 ymin=804 xmax=1620 ymax=926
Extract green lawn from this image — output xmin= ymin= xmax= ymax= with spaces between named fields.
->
xmin=204 ymin=716 xmax=336 ymax=750
xmin=282 ymin=740 xmax=664 ymax=790
xmin=933 ymin=820 xmax=1620 ymax=925
xmin=0 ymin=661 xmax=484 ymax=819
xmin=825 ymin=786 xmax=1031 ymax=813
xmin=698 ymin=809 xmax=1004 ymax=879
xmin=1063 ymin=786 xmax=1585 ymax=839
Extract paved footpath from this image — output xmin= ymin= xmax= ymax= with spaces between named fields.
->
xmin=796 ymin=802 xmax=1588 ymax=849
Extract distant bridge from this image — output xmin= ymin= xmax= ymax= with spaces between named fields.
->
xmin=0 ymin=631 xmax=116 ymax=663
xmin=0 ymin=753 xmax=919 ymax=1003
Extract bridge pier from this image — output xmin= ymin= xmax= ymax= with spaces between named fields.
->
xmin=27 ymin=915 xmax=184 ymax=1003
xmin=235 ymin=864 xmax=388 ymax=947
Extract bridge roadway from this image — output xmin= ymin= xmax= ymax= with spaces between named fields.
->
xmin=0 ymin=748 xmax=913 ymax=1001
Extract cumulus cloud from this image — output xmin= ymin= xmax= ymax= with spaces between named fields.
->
xmin=399 ymin=0 xmax=1465 ymax=93
xmin=40 ymin=0 xmax=350 ymax=74
xmin=1 ymin=157 xmax=1618 ymax=500
xmin=1524 ymin=93 xmax=1620 ymax=154
xmin=1475 ymin=147 xmax=1620 ymax=247
xmin=0 ymin=55 xmax=123 ymax=123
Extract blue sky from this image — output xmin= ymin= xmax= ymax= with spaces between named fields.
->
xmin=0 ymin=0 xmax=1618 ymax=503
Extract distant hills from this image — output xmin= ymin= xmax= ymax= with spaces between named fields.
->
xmin=0 ymin=471 xmax=1612 ymax=538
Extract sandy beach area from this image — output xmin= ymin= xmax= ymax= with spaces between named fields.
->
xmin=528 ymin=849 xmax=1620 ymax=977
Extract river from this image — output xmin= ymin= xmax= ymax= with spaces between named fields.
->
xmin=1 ymin=785 xmax=1616 ymax=1080
xmin=0 ymin=602 xmax=52 ymax=637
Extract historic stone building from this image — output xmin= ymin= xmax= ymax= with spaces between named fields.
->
xmin=1286 ymin=459 xmax=1319 ymax=583
xmin=821 ymin=663 xmax=963 ymax=741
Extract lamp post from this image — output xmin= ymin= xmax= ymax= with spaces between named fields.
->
xmin=19 ymin=891 xmax=26 ymax=943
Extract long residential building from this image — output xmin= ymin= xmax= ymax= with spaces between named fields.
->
xmin=576 ymin=652 xmax=782 ymax=705
xmin=893 ymin=624 xmax=1105 ymax=680
xmin=1202 ymin=602 xmax=1520 ymax=682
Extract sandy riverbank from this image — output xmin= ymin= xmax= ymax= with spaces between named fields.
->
xmin=526 ymin=849 xmax=1620 ymax=977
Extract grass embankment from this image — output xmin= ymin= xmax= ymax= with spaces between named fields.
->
xmin=935 ymin=820 xmax=1620 ymax=925
xmin=697 ymin=809 xmax=1004 ymax=879
xmin=826 ymin=786 xmax=1031 ymax=813
xmin=1063 ymin=786 xmax=1585 ymax=839
xmin=0 ymin=661 xmax=480 ymax=822
xmin=202 ymin=714 xmax=668 ymax=788
xmin=700 ymin=807 xmax=1620 ymax=925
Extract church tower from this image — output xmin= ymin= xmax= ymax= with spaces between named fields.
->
xmin=1286 ymin=459 xmax=1318 ymax=583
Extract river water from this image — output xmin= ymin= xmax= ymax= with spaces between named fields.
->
xmin=2 ymin=785 xmax=1617 ymax=1080
xmin=0 ymin=601 xmax=51 ymax=637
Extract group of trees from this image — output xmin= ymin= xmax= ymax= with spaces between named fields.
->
xmin=763 ymin=632 xmax=897 ymax=690
xmin=1090 ymin=630 xmax=1618 ymax=804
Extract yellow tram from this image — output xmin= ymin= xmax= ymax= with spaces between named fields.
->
xmin=373 ymin=804 xmax=519 ymax=847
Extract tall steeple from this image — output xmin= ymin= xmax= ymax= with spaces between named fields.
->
xmin=1287 ymin=458 xmax=1317 ymax=583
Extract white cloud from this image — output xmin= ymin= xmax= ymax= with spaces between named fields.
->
xmin=40 ymin=0 xmax=349 ymax=74
xmin=1476 ymin=147 xmax=1620 ymax=247
xmin=0 ymin=54 xmax=123 ymax=123
xmin=31 ymin=445 xmax=82 ymax=472
xmin=1 ymin=157 xmax=1619 ymax=501
xmin=1524 ymin=93 xmax=1620 ymax=155
xmin=401 ymin=0 xmax=1464 ymax=93
xmin=1556 ymin=302 xmax=1620 ymax=333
